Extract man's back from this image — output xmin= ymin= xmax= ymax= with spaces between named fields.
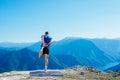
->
xmin=42 ymin=35 xmax=52 ymax=44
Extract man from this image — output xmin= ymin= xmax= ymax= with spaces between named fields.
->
xmin=38 ymin=31 xmax=52 ymax=72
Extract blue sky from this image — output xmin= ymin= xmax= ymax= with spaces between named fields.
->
xmin=0 ymin=0 xmax=120 ymax=42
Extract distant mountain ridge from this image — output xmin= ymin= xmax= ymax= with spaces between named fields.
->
xmin=0 ymin=42 xmax=35 ymax=47
xmin=0 ymin=42 xmax=35 ymax=51
xmin=90 ymin=39 xmax=120 ymax=57
xmin=0 ymin=38 xmax=120 ymax=73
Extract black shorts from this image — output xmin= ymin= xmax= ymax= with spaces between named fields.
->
xmin=43 ymin=47 xmax=49 ymax=55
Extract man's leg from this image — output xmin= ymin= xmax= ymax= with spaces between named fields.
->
xmin=45 ymin=54 xmax=49 ymax=71
xmin=38 ymin=51 xmax=43 ymax=58
xmin=38 ymin=47 xmax=44 ymax=58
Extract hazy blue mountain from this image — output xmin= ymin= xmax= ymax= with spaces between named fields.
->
xmin=0 ymin=37 xmax=120 ymax=73
xmin=88 ymin=38 xmax=120 ymax=71
xmin=106 ymin=63 xmax=120 ymax=71
xmin=0 ymin=48 xmax=65 ymax=73
xmin=0 ymin=42 xmax=34 ymax=51
xmin=0 ymin=49 xmax=10 ymax=60
xmin=51 ymin=38 xmax=115 ymax=69
xmin=90 ymin=39 xmax=120 ymax=58
xmin=27 ymin=41 xmax=41 ymax=52
xmin=27 ymin=38 xmax=115 ymax=70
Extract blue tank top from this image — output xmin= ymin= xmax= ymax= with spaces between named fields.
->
xmin=41 ymin=35 xmax=52 ymax=45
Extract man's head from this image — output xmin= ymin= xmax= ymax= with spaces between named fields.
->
xmin=45 ymin=31 xmax=49 ymax=35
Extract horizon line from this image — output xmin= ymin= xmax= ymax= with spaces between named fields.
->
xmin=0 ymin=37 xmax=120 ymax=43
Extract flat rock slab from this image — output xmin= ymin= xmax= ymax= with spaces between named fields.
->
xmin=29 ymin=71 xmax=63 ymax=76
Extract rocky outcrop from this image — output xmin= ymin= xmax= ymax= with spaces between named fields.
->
xmin=0 ymin=66 xmax=120 ymax=80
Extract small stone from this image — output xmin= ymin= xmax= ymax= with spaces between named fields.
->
xmin=80 ymin=72 xmax=84 ymax=75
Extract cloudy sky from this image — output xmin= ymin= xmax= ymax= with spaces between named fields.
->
xmin=0 ymin=0 xmax=120 ymax=42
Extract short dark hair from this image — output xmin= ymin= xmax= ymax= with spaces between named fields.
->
xmin=45 ymin=31 xmax=49 ymax=34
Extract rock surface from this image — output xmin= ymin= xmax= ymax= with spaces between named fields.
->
xmin=0 ymin=66 xmax=120 ymax=80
